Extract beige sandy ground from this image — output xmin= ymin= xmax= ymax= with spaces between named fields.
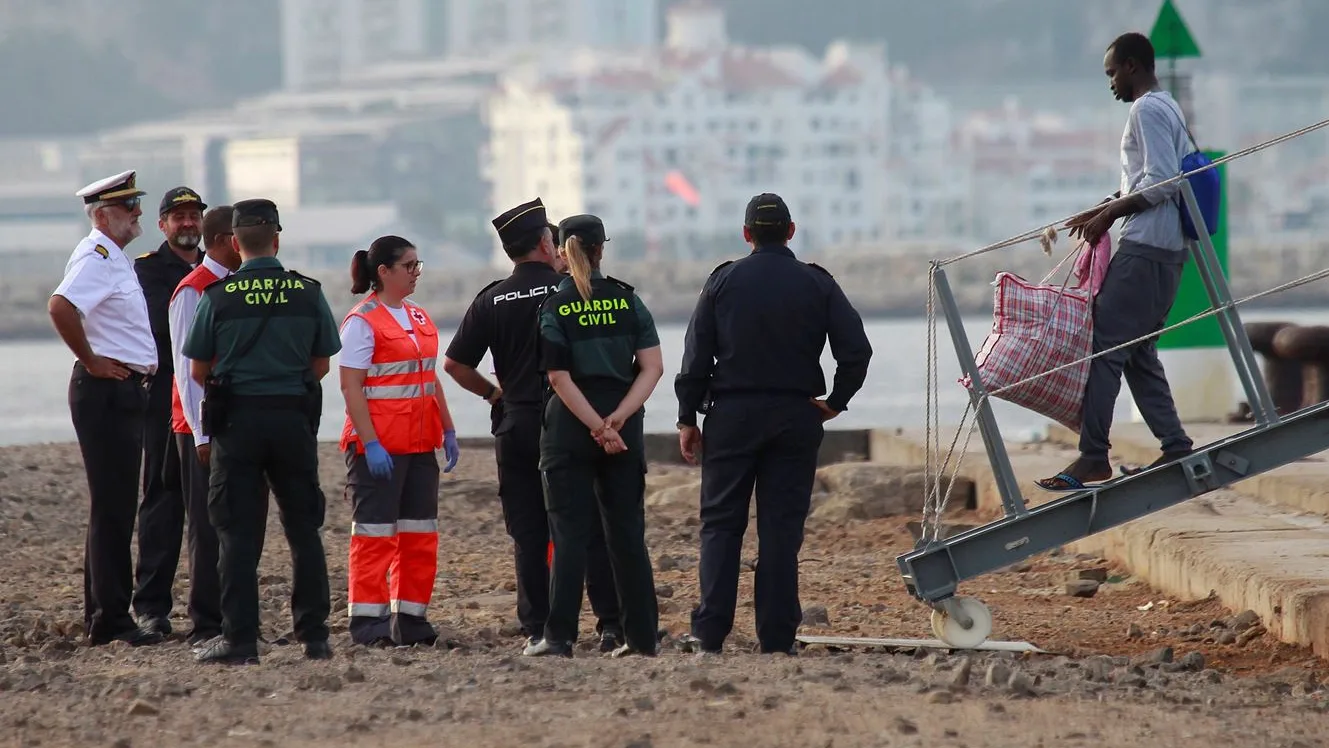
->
xmin=1 ymin=442 xmax=1328 ymax=748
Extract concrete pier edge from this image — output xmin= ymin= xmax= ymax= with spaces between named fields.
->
xmin=872 ymin=426 xmax=1329 ymax=657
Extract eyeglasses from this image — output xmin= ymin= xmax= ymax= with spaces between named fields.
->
xmin=115 ymin=197 xmax=141 ymax=212
xmin=398 ymin=260 xmax=424 ymax=274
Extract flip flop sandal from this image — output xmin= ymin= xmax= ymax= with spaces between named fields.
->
xmin=1034 ymin=472 xmax=1108 ymax=493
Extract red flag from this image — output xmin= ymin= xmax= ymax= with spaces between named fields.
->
xmin=664 ymin=170 xmax=701 ymax=207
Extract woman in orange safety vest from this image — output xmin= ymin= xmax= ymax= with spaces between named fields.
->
xmin=339 ymin=235 xmax=461 ymax=646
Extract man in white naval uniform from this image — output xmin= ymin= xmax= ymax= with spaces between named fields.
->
xmin=47 ymin=170 xmax=166 ymax=647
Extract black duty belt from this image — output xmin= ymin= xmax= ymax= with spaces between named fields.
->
xmin=230 ymin=394 xmax=308 ymax=410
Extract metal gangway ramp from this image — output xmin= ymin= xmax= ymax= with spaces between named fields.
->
xmin=888 ymin=119 xmax=1329 ymax=650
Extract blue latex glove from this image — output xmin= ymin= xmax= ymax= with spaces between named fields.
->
xmin=364 ymin=440 xmax=394 ymax=480
xmin=443 ymin=429 xmax=460 ymax=473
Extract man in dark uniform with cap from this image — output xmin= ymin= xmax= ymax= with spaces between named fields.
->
xmin=442 ymin=198 xmax=623 ymax=652
xmin=183 ymin=198 xmax=339 ymax=664
xmin=49 ymin=169 xmax=164 ymax=646
xmin=675 ymin=193 xmax=873 ymax=656
xmin=130 ymin=186 xmax=207 ymax=637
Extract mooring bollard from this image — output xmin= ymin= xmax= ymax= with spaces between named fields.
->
xmin=1272 ymin=324 xmax=1329 ymax=410
xmin=1246 ymin=321 xmax=1305 ymax=415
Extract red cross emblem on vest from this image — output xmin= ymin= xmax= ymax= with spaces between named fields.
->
xmin=410 ymin=307 xmax=427 ymax=327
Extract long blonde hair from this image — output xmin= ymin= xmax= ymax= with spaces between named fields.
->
xmin=564 ymin=235 xmax=602 ymax=302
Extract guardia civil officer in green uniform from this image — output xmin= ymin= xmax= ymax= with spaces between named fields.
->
xmin=183 ymin=198 xmax=340 ymax=665
xmin=523 ymin=215 xmax=663 ymax=659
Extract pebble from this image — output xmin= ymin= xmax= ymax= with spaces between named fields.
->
xmin=950 ymin=657 xmax=972 ymax=689
xmin=126 ymin=700 xmax=159 ymax=717
xmin=893 ymin=716 xmax=918 ymax=735
xmin=801 ymin=606 xmax=830 ymax=626
xmin=984 ymin=663 xmax=1010 ymax=688
xmin=1077 ymin=567 xmax=1109 ymax=583
xmin=1230 ymin=610 xmax=1261 ymax=632
xmin=1178 ymin=652 xmax=1206 ymax=672
xmin=1007 ymin=670 xmax=1036 ymax=697
xmin=655 ymin=555 xmax=681 ymax=572
xmin=1217 ymin=631 xmax=1238 ymax=645
xmin=655 ymin=584 xmax=675 ymax=599
xmin=1065 ymin=580 xmax=1100 ymax=598
xmin=1127 ymin=623 xmax=1144 ymax=639
xmin=927 ymin=690 xmax=956 ymax=704
xmin=343 ymin=666 xmax=366 ymax=684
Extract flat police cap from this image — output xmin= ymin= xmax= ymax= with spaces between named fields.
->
xmin=232 ymin=198 xmax=282 ymax=231
xmin=744 ymin=192 xmax=792 ymax=227
xmin=159 ymin=186 xmax=207 ymax=216
xmin=558 ymin=214 xmax=611 ymax=246
xmin=492 ymin=198 xmax=549 ymax=246
xmin=76 ymin=170 xmax=147 ymax=205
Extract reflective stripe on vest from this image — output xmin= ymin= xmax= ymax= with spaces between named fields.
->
xmin=338 ymin=293 xmax=444 ymax=455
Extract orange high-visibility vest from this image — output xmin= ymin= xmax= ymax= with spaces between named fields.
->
xmin=339 ymin=294 xmax=443 ymax=455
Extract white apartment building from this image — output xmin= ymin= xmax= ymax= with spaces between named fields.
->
xmin=485 ymin=2 xmax=891 ymax=266
xmin=281 ymin=0 xmax=429 ymax=90
xmin=446 ymin=0 xmax=658 ymax=58
xmin=956 ymin=100 xmax=1120 ymax=245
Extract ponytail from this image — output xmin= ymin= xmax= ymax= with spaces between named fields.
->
xmin=350 ymin=249 xmax=373 ymax=294
xmin=565 ymin=235 xmax=600 ymax=302
xmin=349 ymin=235 xmax=415 ymax=295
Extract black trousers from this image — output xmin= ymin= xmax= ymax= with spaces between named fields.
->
xmin=209 ymin=400 xmax=329 ymax=646
xmin=176 ymin=431 xmax=268 ymax=638
xmin=495 ymin=406 xmax=620 ymax=639
xmin=69 ymin=363 xmax=148 ymax=642
xmin=539 ymin=394 xmax=657 ymax=651
xmin=131 ymin=371 xmax=185 ymax=624
xmin=690 ymin=394 xmax=824 ymax=653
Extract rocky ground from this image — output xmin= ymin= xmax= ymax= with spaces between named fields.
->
xmin=1 ymin=442 xmax=1328 ymax=748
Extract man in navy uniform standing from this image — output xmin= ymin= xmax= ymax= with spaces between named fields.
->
xmin=48 ymin=170 xmax=165 ymax=647
xmin=131 ymin=186 xmax=207 ymax=638
xmin=675 ymin=194 xmax=872 ymax=656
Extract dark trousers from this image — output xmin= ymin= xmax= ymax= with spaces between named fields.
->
xmin=69 ymin=363 xmax=147 ymax=642
xmin=344 ymin=449 xmax=440 ymax=646
xmin=176 ymin=431 xmax=268 ymax=638
xmin=131 ymin=372 xmax=185 ymax=624
xmin=1079 ymin=241 xmax=1194 ymax=461
xmin=495 ymin=406 xmax=620 ymax=639
xmin=690 ymin=394 xmax=825 ymax=653
xmin=209 ymin=402 xmax=329 ymax=646
xmin=539 ymin=395 xmax=657 ymax=651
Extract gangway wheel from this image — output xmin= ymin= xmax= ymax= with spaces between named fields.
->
xmin=930 ymin=596 xmax=993 ymax=649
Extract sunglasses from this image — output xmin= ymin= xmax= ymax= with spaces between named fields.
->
xmin=114 ymin=197 xmax=142 ymax=212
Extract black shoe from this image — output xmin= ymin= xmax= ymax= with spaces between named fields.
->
xmin=187 ymin=629 xmax=222 ymax=646
xmin=760 ymin=643 xmax=799 ymax=656
xmin=598 ymin=628 xmax=624 ymax=654
xmin=304 ymin=640 xmax=333 ymax=660
xmin=521 ymin=638 xmax=573 ymax=657
xmin=90 ymin=626 xmax=165 ymax=647
xmin=609 ymin=643 xmax=657 ymax=658
xmin=196 ymin=639 xmax=260 ymax=665
xmin=138 ymin=617 xmax=172 ymax=638
xmin=675 ymin=633 xmax=720 ymax=655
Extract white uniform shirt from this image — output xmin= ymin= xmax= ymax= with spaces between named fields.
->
xmin=52 ymin=228 xmax=157 ymax=371
xmin=339 ymin=302 xmax=419 ymax=370
xmin=169 ymin=254 xmax=232 ymax=445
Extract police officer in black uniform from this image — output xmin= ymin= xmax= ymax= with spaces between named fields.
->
xmin=524 ymin=214 xmax=663 ymax=658
xmin=131 ymin=186 xmax=206 ymax=637
xmin=182 ymin=198 xmax=339 ymax=664
xmin=675 ymin=193 xmax=873 ymax=655
xmin=442 ymin=198 xmax=623 ymax=651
